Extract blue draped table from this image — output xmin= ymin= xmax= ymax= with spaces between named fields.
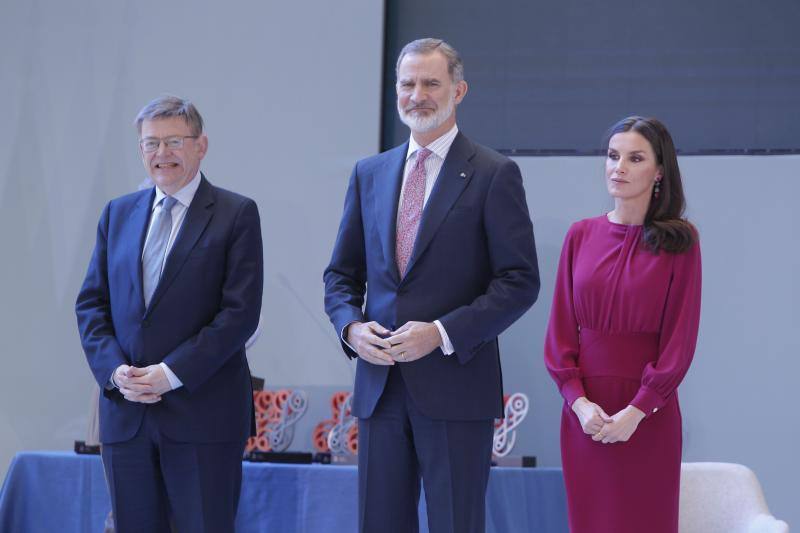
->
xmin=0 ymin=451 xmax=568 ymax=532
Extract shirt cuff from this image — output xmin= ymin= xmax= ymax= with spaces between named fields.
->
xmin=434 ymin=320 xmax=454 ymax=355
xmin=159 ymin=362 xmax=183 ymax=390
xmin=107 ymin=366 xmax=123 ymax=390
xmin=341 ymin=321 xmax=359 ymax=353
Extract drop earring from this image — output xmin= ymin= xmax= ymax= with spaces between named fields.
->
xmin=653 ymin=175 xmax=662 ymax=199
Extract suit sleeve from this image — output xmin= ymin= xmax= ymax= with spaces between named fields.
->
xmin=438 ymin=159 xmax=540 ymax=365
xmin=162 ymin=199 xmax=264 ymax=392
xmin=75 ymin=202 xmax=129 ymax=388
xmin=631 ymin=240 xmax=702 ymax=417
xmin=543 ymin=224 xmax=586 ymax=406
xmin=323 ymin=164 xmax=367 ymax=358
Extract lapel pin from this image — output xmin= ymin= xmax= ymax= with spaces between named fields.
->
xmin=459 ymin=172 xmax=467 ymax=178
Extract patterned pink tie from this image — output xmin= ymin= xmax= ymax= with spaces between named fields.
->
xmin=396 ymin=148 xmax=432 ymax=278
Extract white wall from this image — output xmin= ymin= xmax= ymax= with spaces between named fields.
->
xmin=0 ymin=0 xmax=382 ymax=486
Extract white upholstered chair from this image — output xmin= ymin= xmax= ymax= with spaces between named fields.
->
xmin=679 ymin=462 xmax=789 ymax=533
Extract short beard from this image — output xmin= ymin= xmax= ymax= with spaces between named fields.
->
xmin=397 ymin=91 xmax=456 ymax=134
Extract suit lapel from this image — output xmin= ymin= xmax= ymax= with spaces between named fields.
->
xmin=128 ymin=188 xmax=155 ymax=315
xmin=373 ymin=143 xmax=408 ymax=285
xmin=144 ymin=175 xmax=215 ymax=316
xmin=404 ymin=133 xmax=475 ymax=276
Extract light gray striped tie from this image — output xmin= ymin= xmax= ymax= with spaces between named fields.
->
xmin=142 ymin=196 xmax=177 ymax=307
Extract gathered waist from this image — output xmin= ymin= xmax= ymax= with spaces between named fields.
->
xmin=578 ymin=328 xmax=659 ymax=380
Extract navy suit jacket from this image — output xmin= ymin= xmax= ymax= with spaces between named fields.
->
xmin=324 ymin=132 xmax=540 ymax=421
xmin=76 ymin=175 xmax=263 ymax=444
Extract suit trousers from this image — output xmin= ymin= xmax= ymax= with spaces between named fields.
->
xmin=101 ymin=407 xmax=246 ymax=533
xmin=358 ymin=366 xmax=494 ymax=533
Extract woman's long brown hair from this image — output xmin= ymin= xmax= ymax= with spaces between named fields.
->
xmin=606 ymin=116 xmax=697 ymax=254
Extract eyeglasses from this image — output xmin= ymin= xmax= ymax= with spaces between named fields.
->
xmin=139 ymin=135 xmax=198 ymax=153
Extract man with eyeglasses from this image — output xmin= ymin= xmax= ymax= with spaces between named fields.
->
xmin=76 ymin=95 xmax=263 ymax=532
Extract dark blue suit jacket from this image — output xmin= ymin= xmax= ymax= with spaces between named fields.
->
xmin=76 ymin=175 xmax=263 ymax=444
xmin=324 ymin=133 xmax=539 ymax=420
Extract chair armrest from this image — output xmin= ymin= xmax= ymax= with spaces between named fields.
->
xmin=749 ymin=513 xmax=790 ymax=533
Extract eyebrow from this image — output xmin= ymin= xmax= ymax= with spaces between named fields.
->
xmin=398 ymin=77 xmax=440 ymax=84
xmin=609 ymin=149 xmax=646 ymax=155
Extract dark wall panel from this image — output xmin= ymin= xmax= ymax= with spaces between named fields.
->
xmin=382 ymin=0 xmax=800 ymax=154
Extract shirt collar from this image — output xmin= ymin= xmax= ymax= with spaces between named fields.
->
xmin=152 ymin=171 xmax=201 ymax=210
xmin=406 ymin=124 xmax=459 ymax=162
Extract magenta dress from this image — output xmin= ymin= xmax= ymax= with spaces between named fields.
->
xmin=544 ymin=215 xmax=701 ymax=533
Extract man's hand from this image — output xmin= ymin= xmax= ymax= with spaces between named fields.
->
xmin=592 ymin=405 xmax=646 ymax=444
xmin=115 ymin=364 xmax=171 ymax=404
xmin=384 ymin=321 xmax=442 ymax=363
xmin=571 ymin=397 xmax=612 ymax=435
xmin=112 ymin=364 xmax=132 ymax=389
xmin=346 ymin=321 xmax=395 ymax=366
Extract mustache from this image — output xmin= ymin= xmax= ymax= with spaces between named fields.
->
xmin=403 ymin=104 xmax=436 ymax=112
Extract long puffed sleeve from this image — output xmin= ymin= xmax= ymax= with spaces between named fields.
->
xmin=544 ymin=224 xmax=586 ymax=406
xmin=631 ymin=241 xmax=702 ymax=417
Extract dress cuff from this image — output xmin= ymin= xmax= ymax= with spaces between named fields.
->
xmin=159 ymin=362 xmax=183 ymax=390
xmin=433 ymin=320 xmax=454 ymax=355
xmin=560 ymin=378 xmax=586 ymax=407
xmin=630 ymin=386 xmax=664 ymax=417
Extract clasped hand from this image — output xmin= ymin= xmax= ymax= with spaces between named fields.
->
xmin=572 ymin=397 xmax=645 ymax=444
xmin=346 ymin=321 xmax=442 ymax=365
xmin=114 ymin=364 xmax=171 ymax=404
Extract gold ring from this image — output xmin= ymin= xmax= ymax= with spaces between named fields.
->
xmin=400 ymin=352 xmax=406 ymax=361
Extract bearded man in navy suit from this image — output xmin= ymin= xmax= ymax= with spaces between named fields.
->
xmin=324 ymin=38 xmax=540 ymax=533
xmin=76 ymin=95 xmax=263 ymax=532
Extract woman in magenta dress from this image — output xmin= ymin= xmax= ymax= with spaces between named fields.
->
xmin=544 ymin=116 xmax=701 ymax=533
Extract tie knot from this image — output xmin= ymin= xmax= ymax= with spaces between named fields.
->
xmin=416 ymin=148 xmax=433 ymax=165
xmin=161 ymin=196 xmax=177 ymax=212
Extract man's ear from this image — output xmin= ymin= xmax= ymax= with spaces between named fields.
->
xmin=454 ymin=80 xmax=468 ymax=105
xmin=197 ymin=134 xmax=209 ymax=159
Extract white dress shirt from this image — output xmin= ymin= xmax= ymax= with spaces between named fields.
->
xmin=143 ymin=172 xmax=202 ymax=389
xmin=399 ymin=124 xmax=459 ymax=218
xmin=400 ymin=125 xmax=459 ymax=355
xmin=111 ymin=172 xmax=201 ymax=391
xmin=342 ymin=125 xmax=459 ymax=356
xmin=143 ymin=173 xmax=201 ymax=275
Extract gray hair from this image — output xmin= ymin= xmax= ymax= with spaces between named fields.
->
xmin=134 ymin=95 xmax=204 ymax=136
xmin=395 ymin=38 xmax=464 ymax=83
